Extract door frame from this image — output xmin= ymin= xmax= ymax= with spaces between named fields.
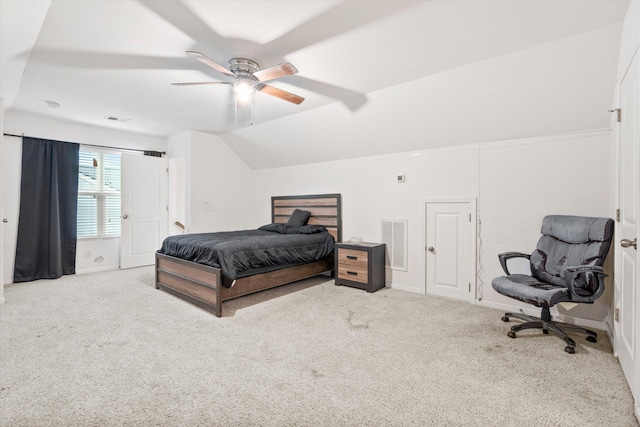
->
xmin=421 ymin=197 xmax=477 ymax=301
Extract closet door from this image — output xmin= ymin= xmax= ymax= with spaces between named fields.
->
xmin=120 ymin=154 xmax=167 ymax=269
xmin=425 ymin=200 xmax=476 ymax=303
xmin=617 ymin=49 xmax=639 ymax=407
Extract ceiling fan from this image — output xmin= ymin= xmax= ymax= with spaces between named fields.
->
xmin=172 ymin=51 xmax=304 ymax=123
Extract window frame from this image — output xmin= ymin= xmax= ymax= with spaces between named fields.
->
xmin=77 ymin=148 xmax=122 ymax=240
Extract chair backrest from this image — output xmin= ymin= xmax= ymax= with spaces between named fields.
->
xmin=530 ymin=215 xmax=613 ymax=291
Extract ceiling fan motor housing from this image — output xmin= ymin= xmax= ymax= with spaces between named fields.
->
xmin=228 ymin=58 xmax=260 ymax=74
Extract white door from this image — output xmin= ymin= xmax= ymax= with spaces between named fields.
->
xmin=425 ymin=201 xmax=475 ymax=303
xmin=120 ymin=154 xmax=168 ymax=269
xmin=617 ymin=49 xmax=639 ymax=405
xmin=2 ymin=136 xmax=22 ymax=284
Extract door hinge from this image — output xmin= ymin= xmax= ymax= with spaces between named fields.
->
xmin=615 ymin=308 xmax=620 ymax=322
xmin=469 ymin=213 xmax=471 ymax=222
xmin=468 ymin=283 xmax=471 ymax=292
xmin=166 ymin=206 xmax=169 ymax=211
xmin=616 ymin=209 xmax=620 ymax=222
xmin=608 ymin=108 xmax=621 ymax=123
xmin=166 ymin=167 xmax=169 ymax=173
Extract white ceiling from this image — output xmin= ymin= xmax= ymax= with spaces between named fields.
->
xmin=0 ymin=0 xmax=629 ymax=169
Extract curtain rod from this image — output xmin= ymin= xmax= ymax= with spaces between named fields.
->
xmin=2 ymin=133 xmax=166 ymax=155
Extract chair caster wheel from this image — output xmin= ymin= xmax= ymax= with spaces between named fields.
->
xmin=586 ymin=336 xmax=597 ymax=343
xmin=507 ymin=331 xmax=516 ymax=338
xmin=565 ymin=346 xmax=575 ymax=354
xmin=543 ymin=329 xmax=549 ymax=334
xmin=501 ymin=316 xmax=509 ymax=322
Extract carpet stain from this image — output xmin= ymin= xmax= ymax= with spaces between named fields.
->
xmin=311 ymin=369 xmax=324 ymax=378
xmin=346 ymin=310 xmax=369 ymax=330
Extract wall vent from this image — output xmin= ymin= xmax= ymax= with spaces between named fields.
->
xmin=381 ymin=219 xmax=408 ymax=271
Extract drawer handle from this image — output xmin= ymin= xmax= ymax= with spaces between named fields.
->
xmin=346 ymin=256 xmax=358 ymax=260
xmin=347 ymin=271 xmax=358 ymax=276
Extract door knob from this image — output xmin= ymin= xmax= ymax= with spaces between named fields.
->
xmin=122 ymin=214 xmax=128 ymax=219
xmin=2 ymin=218 xmax=7 ymax=223
xmin=620 ymin=238 xmax=637 ymax=249
xmin=427 ymin=246 xmax=435 ymax=253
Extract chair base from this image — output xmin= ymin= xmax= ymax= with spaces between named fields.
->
xmin=501 ymin=308 xmax=598 ymax=354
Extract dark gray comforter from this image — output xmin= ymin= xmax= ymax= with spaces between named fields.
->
xmin=158 ymin=228 xmax=335 ymax=287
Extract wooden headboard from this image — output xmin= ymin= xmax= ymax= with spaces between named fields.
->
xmin=271 ymin=194 xmax=342 ymax=243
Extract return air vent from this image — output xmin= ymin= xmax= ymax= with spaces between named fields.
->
xmin=381 ymin=219 xmax=407 ymax=271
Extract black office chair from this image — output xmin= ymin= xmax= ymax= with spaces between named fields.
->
xmin=492 ymin=215 xmax=613 ymax=354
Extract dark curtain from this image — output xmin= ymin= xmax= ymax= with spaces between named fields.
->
xmin=13 ymin=137 xmax=79 ymax=283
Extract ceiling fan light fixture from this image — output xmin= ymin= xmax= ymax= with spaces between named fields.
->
xmin=233 ymin=79 xmax=255 ymax=96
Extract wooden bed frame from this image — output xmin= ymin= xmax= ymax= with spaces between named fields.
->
xmin=155 ymin=194 xmax=342 ymax=317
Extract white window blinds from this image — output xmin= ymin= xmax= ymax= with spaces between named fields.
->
xmin=77 ymin=151 xmax=121 ymax=238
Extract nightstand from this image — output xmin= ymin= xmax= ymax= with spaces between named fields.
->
xmin=334 ymin=242 xmax=386 ymax=292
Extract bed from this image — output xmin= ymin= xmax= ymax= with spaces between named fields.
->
xmin=155 ymin=193 xmax=342 ymax=317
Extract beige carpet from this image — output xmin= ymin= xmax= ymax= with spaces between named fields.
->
xmin=0 ymin=267 xmax=637 ymax=427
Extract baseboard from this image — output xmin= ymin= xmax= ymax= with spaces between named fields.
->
xmin=388 ymin=282 xmax=422 ymax=294
xmin=75 ymin=265 xmax=120 ymax=275
xmin=477 ymin=299 xmax=613 ymax=344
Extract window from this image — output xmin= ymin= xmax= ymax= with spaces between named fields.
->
xmin=77 ymin=151 xmax=121 ymax=238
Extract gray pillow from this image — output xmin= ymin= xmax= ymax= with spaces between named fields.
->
xmin=286 ymin=209 xmax=311 ymax=227
xmin=258 ymin=223 xmax=287 ymax=234
xmin=285 ymin=225 xmax=327 ymax=234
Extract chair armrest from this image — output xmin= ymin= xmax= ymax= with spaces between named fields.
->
xmin=564 ymin=265 xmax=607 ymax=302
xmin=498 ymin=252 xmax=530 ymax=275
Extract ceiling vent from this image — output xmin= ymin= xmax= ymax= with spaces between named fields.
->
xmin=104 ymin=115 xmax=131 ymax=122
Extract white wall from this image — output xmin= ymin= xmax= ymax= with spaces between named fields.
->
xmin=190 ymin=131 xmax=254 ymax=232
xmin=2 ymin=111 xmax=166 ymax=281
xmin=166 ymin=132 xmax=191 ymax=235
xmin=250 ymin=130 xmax=612 ymax=326
xmin=166 ymin=131 xmax=254 ymax=234
xmin=479 ymin=131 xmax=612 ymax=324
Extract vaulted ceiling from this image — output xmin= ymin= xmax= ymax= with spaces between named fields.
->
xmin=0 ymin=0 xmax=629 ymax=169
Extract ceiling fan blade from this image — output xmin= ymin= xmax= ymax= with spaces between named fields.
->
xmin=283 ymin=75 xmax=367 ymax=111
xmin=171 ymin=82 xmax=232 ymax=86
xmin=256 ymin=84 xmax=305 ymax=105
xmin=253 ymin=62 xmax=298 ymax=83
xmin=186 ymin=51 xmax=234 ymax=77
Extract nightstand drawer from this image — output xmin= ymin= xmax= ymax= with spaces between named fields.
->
xmin=337 ymin=265 xmax=368 ymax=284
xmin=337 ymin=248 xmax=368 ymax=268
